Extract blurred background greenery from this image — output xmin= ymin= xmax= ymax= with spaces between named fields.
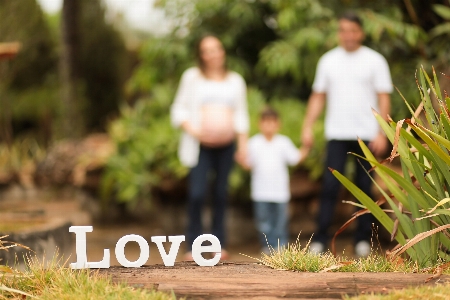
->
xmin=1 ymin=0 xmax=450 ymax=211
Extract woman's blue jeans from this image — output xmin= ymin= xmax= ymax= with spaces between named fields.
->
xmin=186 ymin=143 xmax=235 ymax=251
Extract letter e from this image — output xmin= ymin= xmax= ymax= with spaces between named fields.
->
xmin=192 ymin=234 xmax=221 ymax=267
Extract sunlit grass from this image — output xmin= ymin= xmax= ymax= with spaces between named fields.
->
xmin=0 ymin=236 xmax=181 ymax=300
xmin=0 ymin=256 xmax=181 ymax=299
xmin=243 ymin=234 xmax=448 ymax=274
xmin=344 ymin=282 xmax=450 ymax=300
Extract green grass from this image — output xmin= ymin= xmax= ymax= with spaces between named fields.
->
xmin=0 ymin=256 xmax=181 ymax=299
xmin=245 ymin=236 xmax=450 ymax=299
xmin=244 ymin=235 xmax=448 ymax=274
xmin=0 ymin=236 xmax=181 ymax=300
xmin=344 ymin=282 xmax=450 ymax=299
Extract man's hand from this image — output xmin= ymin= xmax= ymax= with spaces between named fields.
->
xmin=368 ymin=132 xmax=388 ymax=157
xmin=300 ymin=92 xmax=325 ymax=150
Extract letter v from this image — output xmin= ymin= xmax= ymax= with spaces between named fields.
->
xmin=151 ymin=235 xmax=185 ymax=266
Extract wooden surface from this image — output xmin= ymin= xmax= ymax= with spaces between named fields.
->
xmin=98 ymin=261 xmax=449 ymax=299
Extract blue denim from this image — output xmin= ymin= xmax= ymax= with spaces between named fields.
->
xmin=314 ymin=140 xmax=374 ymax=246
xmin=186 ymin=143 xmax=235 ymax=251
xmin=253 ymin=201 xmax=289 ymax=249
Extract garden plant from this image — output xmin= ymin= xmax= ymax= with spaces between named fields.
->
xmin=331 ymin=66 xmax=450 ymax=268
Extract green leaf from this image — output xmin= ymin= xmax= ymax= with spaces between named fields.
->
xmin=433 ymin=4 xmax=450 ymax=21
xmin=330 ymin=168 xmax=395 ymax=234
xmin=408 ymin=123 xmax=450 ymax=166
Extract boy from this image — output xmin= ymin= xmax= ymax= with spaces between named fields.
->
xmin=242 ymin=107 xmax=308 ymax=252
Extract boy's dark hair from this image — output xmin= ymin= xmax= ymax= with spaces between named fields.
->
xmin=260 ymin=107 xmax=279 ymax=120
xmin=339 ymin=11 xmax=363 ymax=28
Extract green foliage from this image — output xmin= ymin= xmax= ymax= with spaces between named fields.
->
xmin=78 ymin=0 xmax=128 ymax=130
xmin=333 ymin=67 xmax=450 ymax=267
xmin=101 ymin=82 xmax=185 ymax=209
xmin=0 ymin=0 xmax=128 ymax=144
xmin=258 ymin=1 xmax=426 ymax=120
xmin=0 ymin=0 xmax=57 ymax=89
xmin=107 ymin=0 xmax=450 ymax=208
xmin=0 ymin=0 xmax=59 ymax=143
xmin=0 ymin=137 xmax=44 ymax=186
xmin=102 ymin=83 xmax=321 ymax=208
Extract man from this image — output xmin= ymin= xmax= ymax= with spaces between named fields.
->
xmin=301 ymin=12 xmax=392 ymax=257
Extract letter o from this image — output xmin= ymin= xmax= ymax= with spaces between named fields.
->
xmin=115 ymin=234 xmax=149 ymax=268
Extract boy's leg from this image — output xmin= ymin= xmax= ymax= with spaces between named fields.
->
xmin=314 ymin=140 xmax=349 ymax=246
xmin=272 ymin=202 xmax=289 ymax=248
xmin=186 ymin=146 xmax=212 ymax=251
xmin=253 ymin=201 xmax=273 ymax=248
xmin=211 ymin=143 xmax=235 ymax=249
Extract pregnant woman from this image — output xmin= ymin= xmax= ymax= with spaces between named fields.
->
xmin=171 ymin=35 xmax=249 ymax=260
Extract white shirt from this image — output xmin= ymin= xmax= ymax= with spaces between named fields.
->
xmin=312 ymin=46 xmax=393 ymax=141
xmin=170 ymin=67 xmax=249 ymax=167
xmin=199 ymin=79 xmax=236 ymax=107
xmin=248 ymin=134 xmax=301 ymax=203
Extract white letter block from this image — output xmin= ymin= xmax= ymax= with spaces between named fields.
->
xmin=115 ymin=234 xmax=149 ymax=267
xmin=69 ymin=226 xmax=110 ymax=269
xmin=192 ymin=234 xmax=221 ymax=267
xmin=151 ymin=235 xmax=185 ymax=267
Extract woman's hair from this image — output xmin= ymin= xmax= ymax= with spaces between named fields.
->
xmin=195 ymin=34 xmax=228 ymax=74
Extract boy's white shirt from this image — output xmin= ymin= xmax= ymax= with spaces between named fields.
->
xmin=247 ymin=133 xmax=300 ymax=203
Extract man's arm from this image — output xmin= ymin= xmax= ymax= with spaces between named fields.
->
xmin=301 ymin=92 xmax=326 ymax=149
xmin=378 ymin=93 xmax=390 ymax=121
xmin=368 ymin=93 xmax=390 ymax=156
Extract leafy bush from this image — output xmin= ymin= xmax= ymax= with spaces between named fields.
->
xmin=0 ymin=138 xmax=45 ymax=187
xmin=333 ymin=67 xmax=450 ymax=267
xmin=101 ymin=82 xmax=184 ymax=209
xmin=101 ymin=82 xmax=323 ymax=209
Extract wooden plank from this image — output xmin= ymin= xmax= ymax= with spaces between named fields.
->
xmin=98 ymin=262 xmax=449 ymax=299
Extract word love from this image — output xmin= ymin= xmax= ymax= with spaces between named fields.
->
xmin=70 ymin=226 xmax=222 ymax=269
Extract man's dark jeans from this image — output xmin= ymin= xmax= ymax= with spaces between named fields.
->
xmin=186 ymin=142 xmax=235 ymax=251
xmin=314 ymin=140 xmax=375 ymax=246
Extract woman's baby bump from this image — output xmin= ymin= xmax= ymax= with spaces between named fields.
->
xmin=200 ymin=105 xmax=235 ymax=146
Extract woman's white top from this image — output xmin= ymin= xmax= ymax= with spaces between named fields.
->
xmin=170 ymin=67 xmax=249 ymax=167
xmin=248 ymin=134 xmax=301 ymax=203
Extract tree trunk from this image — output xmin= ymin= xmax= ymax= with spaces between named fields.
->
xmin=60 ymin=0 xmax=83 ymax=138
